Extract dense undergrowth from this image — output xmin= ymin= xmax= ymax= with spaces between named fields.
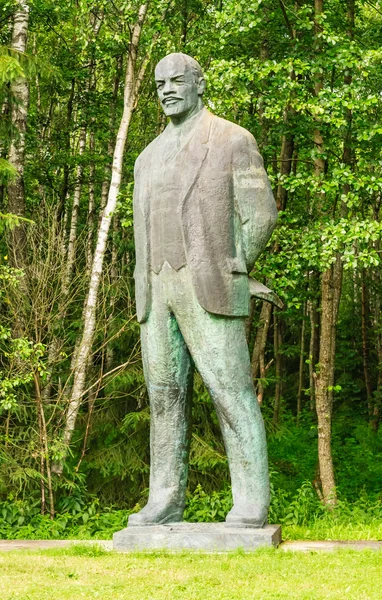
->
xmin=1 ymin=480 xmax=381 ymax=541
xmin=1 ymin=410 xmax=380 ymax=541
xmin=1 ymin=415 xmax=381 ymax=541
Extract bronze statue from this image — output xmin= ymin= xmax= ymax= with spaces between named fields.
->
xmin=129 ymin=53 xmax=278 ymax=528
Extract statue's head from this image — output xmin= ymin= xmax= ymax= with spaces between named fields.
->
xmin=155 ymin=53 xmax=205 ymax=122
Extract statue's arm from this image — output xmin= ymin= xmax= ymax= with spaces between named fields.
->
xmin=132 ymin=156 xmax=144 ymax=277
xmin=232 ymin=132 xmax=278 ymax=272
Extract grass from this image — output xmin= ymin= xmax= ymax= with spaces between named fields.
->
xmin=0 ymin=545 xmax=381 ymax=599
xmin=5 ymin=521 xmax=382 ymax=542
xmin=282 ymin=521 xmax=382 ymax=541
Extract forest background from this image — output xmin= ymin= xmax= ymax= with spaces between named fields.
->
xmin=0 ymin=0 xmax=382 ymax=540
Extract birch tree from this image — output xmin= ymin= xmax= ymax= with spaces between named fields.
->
xmin=55 ymin=2 xmax=151 ymax=471
xmin=7 ymin=0 xmax=29 ymax=271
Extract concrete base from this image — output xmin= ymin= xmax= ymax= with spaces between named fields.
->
xmin=113 ymin=522 xmax=281 ymax=552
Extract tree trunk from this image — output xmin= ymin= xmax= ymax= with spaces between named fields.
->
xmin=58 ymin=79 xmax=75 ymax=220
xmin=252 ymin=300 xmax=272 ymax=404
xmin=7 ymin=0 xmax=30 ymax=270
xmin=181 ymin=0 xmax=188 ymax=48
xmin=373 ymin=310 xmax=382 ymax=432
xmin=37 ymin=393 xmax=46 ymax=515
xmin=33 ymin=372 xmax=54 ymax=518
xmin=75 ymin=353 xmax=102 ymax=473
xmin=276 ymin=128 xmax=294 ymax=211
xmin=101 ymin=59 xmax=123 ymax=369
xmin=273 ymin=310 xmax=283 ymax=424
xmin=361 ymin=269 xmax=373 ymax=417
xmin=276 ymin=68 xmax=295 ymax=212
xmin=307 ymin=290 xmax=319 ymax=412
xmin=313 ymin=0 xmax=325 ymax=187
xmin=56 ymin=4 xmax=150 ymax=471
xmin=258 ymin=25 xmax=269 ymax=152
xmin=86 ymin=130 xmax=96 ymax=273
xmin=245 ymin=297 xmax=256 ymax=343
xmin=297 ymin=303 xmax=306 ymax=423
xmin=105 ymin=215 xmax=120 ymax=371
xmin=100 ymin=55 xmax=123 ymax=212
xmin=371 ymin=242 xmax=381 ymax=432
xmin=311 ymin=0 xmax=340 ymax=507
xmin=315 ymin=256 xmax=342 ymax=506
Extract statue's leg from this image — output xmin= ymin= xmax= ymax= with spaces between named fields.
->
xmin=128 ymin=270 xmax=193 ymax=526
xmin=172 ymin=268 xmax=269 ymax=528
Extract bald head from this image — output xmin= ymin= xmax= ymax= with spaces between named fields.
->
xmin=155 ymin=53 xmax=205 ymax=124
xmin=155 ymin=53 xmax=204 ymax=81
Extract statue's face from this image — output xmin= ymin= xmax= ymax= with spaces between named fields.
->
xmin=155 ymin=56 xmax=204 ymax=119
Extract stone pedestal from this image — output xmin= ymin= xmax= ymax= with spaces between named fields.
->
xmin=113 ymin=522 xmax=281 ymax=552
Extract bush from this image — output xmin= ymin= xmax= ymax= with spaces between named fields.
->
xmin=0 ymin=497 xmax=133 ymax=540
xmin=0 ymin=475 xmax=380 ymax=540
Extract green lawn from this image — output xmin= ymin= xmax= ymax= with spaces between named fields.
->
xmin=0 ymin=545 xmax=380 ymax=599
xmin=283 ymin=521 xmax=382 ymax=540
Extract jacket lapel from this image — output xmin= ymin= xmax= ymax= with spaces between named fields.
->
xmin=179 ymin=108 xmax=213 ymax=208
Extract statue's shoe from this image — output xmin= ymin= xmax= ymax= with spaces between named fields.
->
xmin=225 ymin=504 xmax=268 ymax=529
xmin=128 ymin=502 xmax=183 ymax=527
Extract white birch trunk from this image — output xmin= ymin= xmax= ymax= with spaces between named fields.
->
xmin=100 ymin=55 xmax=123 ymax=212
xmin=86 ymin=130 xmax=96 ymax=273
xmin=7 ymin=0 xmax=29 ymax=269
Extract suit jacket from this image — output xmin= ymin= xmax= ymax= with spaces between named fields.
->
xmin=133 ymin=108 xmax=278 ymax=323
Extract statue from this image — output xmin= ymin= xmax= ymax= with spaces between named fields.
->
xmin=129 ymin=53 xmax=278 ymax=529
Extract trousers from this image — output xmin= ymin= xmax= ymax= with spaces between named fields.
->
xmin=140 ymin=262 xmax=270 ymax=514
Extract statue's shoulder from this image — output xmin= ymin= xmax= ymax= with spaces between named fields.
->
xmin=134 ymin=133 xmax=163 ymax=174
xmin=210 ymin=113 xmax=257 ymax=147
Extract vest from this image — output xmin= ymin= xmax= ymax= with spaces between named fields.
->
xmin=150 ymin=143 xmax=187 ymax=274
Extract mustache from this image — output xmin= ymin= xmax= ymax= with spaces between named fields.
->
xmin=162 ymin=96 xmax=183 ymax=104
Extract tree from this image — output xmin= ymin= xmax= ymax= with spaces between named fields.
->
xmin=6 ymin=0 xmax=29 ymax=271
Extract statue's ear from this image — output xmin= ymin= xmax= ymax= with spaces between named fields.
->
xmin=198 ymin=77 xmax=206 ymax=95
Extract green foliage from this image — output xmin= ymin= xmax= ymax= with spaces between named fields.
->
xmin=184 ymin=485 xmax=232 ymax=522
xmin=0 ymin=497 xmax=132 ymax=540
xmin=0 ymin=212 xmax=33 ymax=233
xmin=0 ymin=160 xmax=17 ymax=186
xmin=0 ymin=477 xmax=381 ymax=541
xmin=0 ymin=253 xmax=43 ymax=412
xmin=1 ymin=0 xmax=381 ymax=535
xmin=185 ymin=479 xmax=382 ymax=541
xmin=0 ymin=50 xmax=24 ymax=84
